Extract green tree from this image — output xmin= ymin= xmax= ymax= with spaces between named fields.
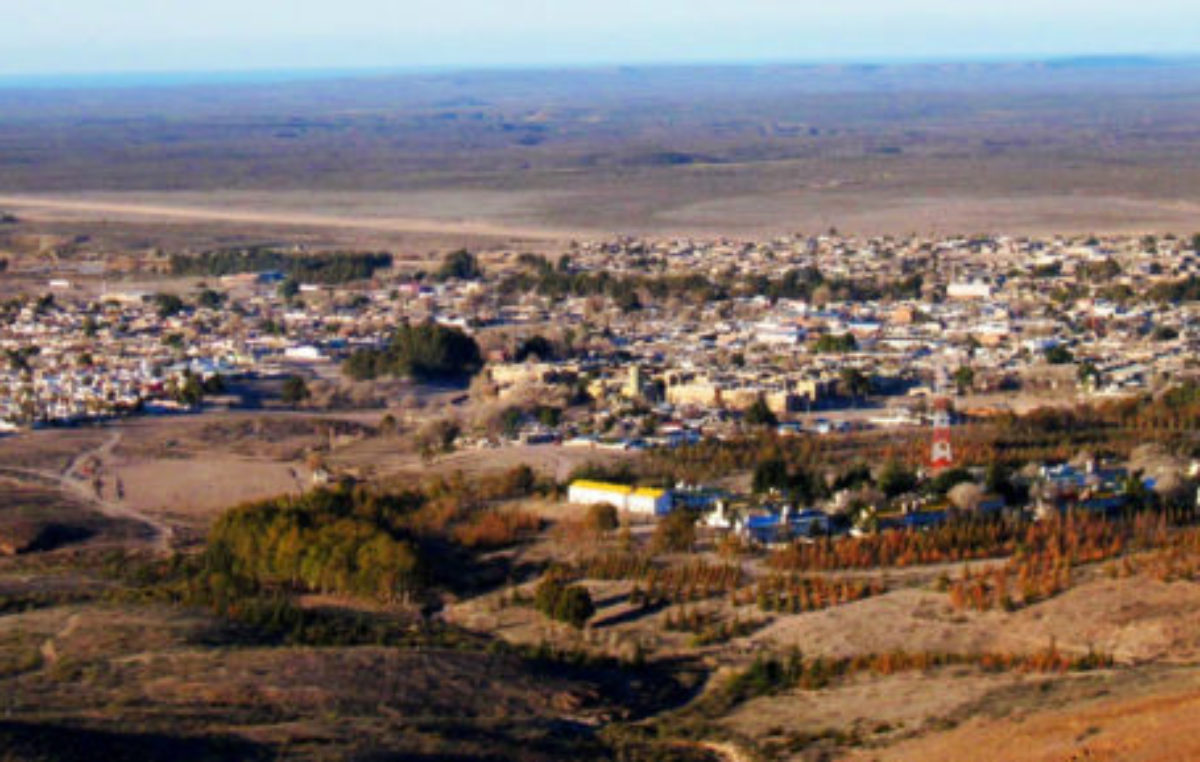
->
xmin=154 ymin=293 xmax=185 ymax=319
xmin=555 ymin=586 xmax=595 ymax=629
xmin=814 ymin=332 xmax=858 ymax=354
xmin=515 ymin=335 xmax=556 ymax=362
xmin=197 ymin=289 xmax=226 ymax=309
xmin=343 ymin=321 xmax=483 ymax=382
xmin=281 ymin=375 xmax=311 ymax=407
xmin=953 ymin=366 xmax=975 ymax=396
xmin=1077 ymin=361 xmax=1102 ymax=388
xmin=278 ymin=278 xmax=301 ymax=301
xmin=533 ymin=577 xmax=594 ymax=628
xmin=840 ymin=367 xmax=871 ymax=401
xmin=744 ymin=397 xmax=778 ymax=427
xmin=1044 ymin=345 xmax=1074 ymax=365
xmin=878 ymin=460 xmax=917 ymax=498
xmin=753 ymin=457 xmax=790 ymax=494
xmin=174 ymin=370 xmax=205 ymax=407
xmin=436 ymin=250 xmax=482 ymax=281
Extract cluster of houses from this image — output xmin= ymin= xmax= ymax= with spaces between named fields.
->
xmin=3 ymin=230 xmax=1200 ymax=439
xmin=564 ymin=449 xmax=1200 ymax=547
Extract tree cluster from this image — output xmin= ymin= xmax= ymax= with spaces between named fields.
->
xmin=533 ymin=576 xmax=595 ymax=628
xmin=171 ymin=247 xmax=392 ymax=284
xmin=344 ymin=321 xmax=483 ymax=381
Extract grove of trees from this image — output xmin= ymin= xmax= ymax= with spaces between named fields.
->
xmin=171 ymin=247 xmax=392 ymax=284
xmin=344 ymin=321 xmax=483 ymax=382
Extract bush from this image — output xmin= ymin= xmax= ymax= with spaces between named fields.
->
xmin=652 ymin=510 xmax=696 ymax=554
xmin=586 ymin=503 xmax=620 ymax=533
xmin=534 ymin=577 xmax=595 ymax=628
xmin=281 ymin=375 xmax=310 ymax=406
xmin=436 ymin=249 xmax=482 ymax=281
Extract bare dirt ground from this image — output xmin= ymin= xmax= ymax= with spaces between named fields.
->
xmin=848 ymin=667 xmax=1200 ymax=762
xmin=3 ymin=186 xmax=1199 ymax=244
xmin=747 ymin=575 xmax=1200 ymax=666
xmin=0 ymin=193 xmax=572 ymax=243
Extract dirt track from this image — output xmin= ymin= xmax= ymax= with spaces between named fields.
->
xmin=0 ymin=194 xmax=571 ymax=241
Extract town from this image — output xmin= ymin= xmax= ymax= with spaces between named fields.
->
xmin=2 ymin=228 xmax=1199 ymax=545
xmin=3 ymin=231 xmax=1198 ymax=434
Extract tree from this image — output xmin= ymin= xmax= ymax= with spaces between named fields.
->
xmin=1077 ymin=361 xmax=1102 ymax=389
xmin=586 ymin=503 xmax=620 ymax=534
xmin=202 ymin=373 xmax=226 ymax=395
xmin=343 ymin=321 xmax=483 ymax=382
xmin=953 ymin=366 xmax=975 ymax=396
xmin=154 ymin=293 xmax=185 ymax=319
xmin=1152 ymin=325 xmax=1178 ymax=342
xmin=515 ymin=335 xmax=555 ymax=362
xmin=556 ymin=585 xmax=596 ymax=628
xmin=436 ymin=250 xmax=482 ymax=281
xmin=1044 ymin=345 xmax=1074 ymax=365
xmin=281 ymin=375 xmax=311 ymax=407
xmin=814 ymin=332 xmax=857 ymax=354
xmin=174 ymin=370 xmax=205 ymax=408
xmin=197 ymin=289 xmax=226 ymax=310
xmin=652 ymin=509 xmax=696 ymax=554
xmin=840 ymin=367 xmax=871 ymax=401
xmin=753 ymin=458 xmax=790 ymax=494
xmin=278 ymin=278 xmax=301 ymax=301
xmin=744 ymin=397 xmax=778 ymax=427
xmin=878 ymin=460 xmax=917 ymax=498
xmin=498 ymin=406 xmax=524 ymax=439
xmin=534 ymin=577 xmax=594 ymax=628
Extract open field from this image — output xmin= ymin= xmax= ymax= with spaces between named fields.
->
xmin=4 ymin=59 xmax=1200 ymax=239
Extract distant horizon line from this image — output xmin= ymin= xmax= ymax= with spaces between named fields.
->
xmin=2 ymin=51 xmax=1198 ymax=91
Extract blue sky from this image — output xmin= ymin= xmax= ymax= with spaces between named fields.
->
xmin=3 ymin=0 xmax=1199 ymax=76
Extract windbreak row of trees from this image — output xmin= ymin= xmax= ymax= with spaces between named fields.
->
xmin=171 ymin=247 xmax=392 ymax=284
xmin=500 ymin=258 xmax=725 ymax=310
xmin=500 ymin=256 xmax=923 ymax=309
xmin=744 ymin=267 xmax=924 ymax=302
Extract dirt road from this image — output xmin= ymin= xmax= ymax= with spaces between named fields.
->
xmin=1 ymin=432 xmax=174 ymax=551
xmin=0 ymin=194 xmax=568 ymax=240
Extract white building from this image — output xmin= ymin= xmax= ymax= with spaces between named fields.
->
xmin=567 ymin=480 xmax=673 ymax=516
xmin=753 ymin=320 xmax=806 ymax=346
xmin=947 ymin=282 xmax=994 ymax=300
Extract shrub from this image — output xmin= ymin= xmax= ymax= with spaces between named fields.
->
xmin=586 ymin=503 xmax=621 ymax=533
xmin=652 ymin=510 xmax=696 ymax=554
xmin=533 ymin=576 xmax=595 ymax=629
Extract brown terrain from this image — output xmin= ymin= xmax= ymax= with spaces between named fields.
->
xmin=3 ymin=58 xmax=1200 ymax=760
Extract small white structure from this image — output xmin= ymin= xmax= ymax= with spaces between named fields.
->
xmin=567 ymin=480 xmax=673 ymax=516
xmin=947 ymin=281 xmax=994 ymax=300
xmin=283 ymin=345 xmax=326 ymax=362
xmin=754 ymin=320 xmax=806 ymax=346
